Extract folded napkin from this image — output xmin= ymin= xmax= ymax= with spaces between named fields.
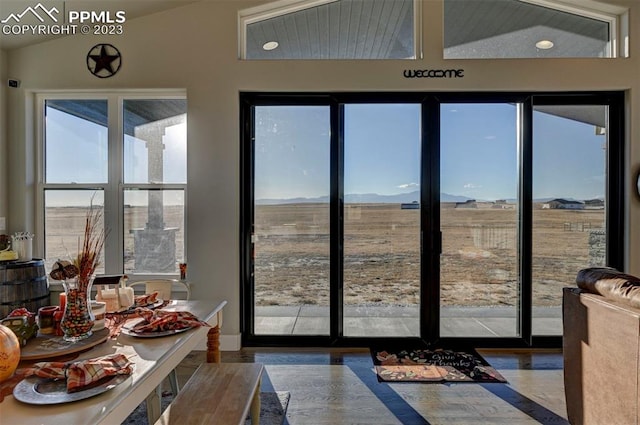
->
xmin=24 ymin=353 xmax=133 ymax=393
xmin=130 ymin=308 xmax=209 ymax=333
xmin=134 ymin=291 xmax=158 ymax=307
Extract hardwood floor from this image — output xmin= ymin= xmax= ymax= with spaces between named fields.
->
xmin=173 ymin=348 xmax=568 ymax=425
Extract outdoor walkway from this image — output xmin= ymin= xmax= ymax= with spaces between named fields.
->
xmin=255 ymin=305 xmax=562 ymax=337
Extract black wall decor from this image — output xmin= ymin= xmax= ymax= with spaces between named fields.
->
xmin=86 ymin=44 xmax=122 ymax=78
xmin=403 ymin=69 xmax=464 ymax=78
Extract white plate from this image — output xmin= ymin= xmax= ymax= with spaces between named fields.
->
xmin=13 ymin=374 xmax=131 ymax=405
xmin=120 ymin=318 xmax=194 ymax=338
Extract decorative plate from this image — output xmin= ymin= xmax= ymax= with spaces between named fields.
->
xmin=13 ymin=374 xmax=130 ymax=405
xmin=120 ymin=319 xmax=193 ymax=338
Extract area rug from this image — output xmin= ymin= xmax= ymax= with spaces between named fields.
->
xmin=372 ymin=347 xmax=507 ymax=383
xmin=122 ymin=390 xmax=290 ymax=424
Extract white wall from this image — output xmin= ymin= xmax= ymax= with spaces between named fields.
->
xmin=4 ymin=0 xmax=640 ymax=346
xmin=0 ymin=48 xmax=6 ymax=233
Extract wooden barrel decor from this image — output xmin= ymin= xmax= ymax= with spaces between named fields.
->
xmin=0 ymin=259 xmax=49 ymax=318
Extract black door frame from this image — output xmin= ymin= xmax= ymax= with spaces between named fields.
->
xmin=240 ymin=91 xmax=625 ymax=348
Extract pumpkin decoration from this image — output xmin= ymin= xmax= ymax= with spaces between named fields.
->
xmin=0 ymin=324 xmax=20 ymax=382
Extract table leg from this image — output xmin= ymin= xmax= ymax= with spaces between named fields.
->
xmin=206 ymin=325 xmax=220 ymax=363
xmin=250 ymin=376 xmax=262 ymax=424
xmin=145 ymin=384 xmax=162 ymax=424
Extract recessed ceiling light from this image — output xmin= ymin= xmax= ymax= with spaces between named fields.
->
xmin=535 ymin=40 xmax=554 ymax=50
xmin=262 ymin=41 xmax=279 ymax=51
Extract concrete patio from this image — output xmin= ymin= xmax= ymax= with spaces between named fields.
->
xmin=254 ymin=305 xmax=562 ymax=337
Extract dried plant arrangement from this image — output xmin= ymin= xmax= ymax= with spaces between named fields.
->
xmin=73 ymin=201 xmax=106 ymax=290
xmin=49 ymin=198 xmax=107 ymax=291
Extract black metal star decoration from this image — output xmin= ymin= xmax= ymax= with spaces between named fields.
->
xmin=86 ymin=44 xmax=122 ymax=78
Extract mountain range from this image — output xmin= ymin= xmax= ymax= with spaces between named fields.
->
xmin=256 ymin=191 xmax=603 ymax=205
xmin=257 ymin=191 xmax=469 ymax=205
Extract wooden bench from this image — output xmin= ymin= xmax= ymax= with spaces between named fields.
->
xmin=154 ymin=362 xmax=264 ymax=425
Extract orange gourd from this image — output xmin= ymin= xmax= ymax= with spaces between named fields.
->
xmin=0 ymin=324 xmax=20 ymax=382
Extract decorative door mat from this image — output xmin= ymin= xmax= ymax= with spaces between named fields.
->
xmin=371 ymin=347 xmax=507 ymax=383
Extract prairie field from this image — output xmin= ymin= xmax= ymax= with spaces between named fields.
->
xmin=254 ymin=202 xmax=605 ymax=307
xmin=43 ymin=203 xmax=604 ymax=309
xmin=44 ymin=206 xmax=185 ymax=274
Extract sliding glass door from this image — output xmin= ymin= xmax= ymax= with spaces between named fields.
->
xmin=531 ymin=104 xmax=611 ymax=336
xmin=252 ymin=105 xmax=331 ymax=336
xmin=241 ymin=92 xmax=623 ymax=347
xmin=343 ymin=104 xmax=421 ymax=337
xmin=439 ymin=103 xmax=520 ymax=338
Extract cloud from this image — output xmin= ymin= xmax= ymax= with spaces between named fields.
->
xmin=484 ymin=135 xmax=497 ymax=140
xmin=397 ymin=182 xmax=420 ymax=189
xmin=464 ymin=183 xmax=482 ymax=189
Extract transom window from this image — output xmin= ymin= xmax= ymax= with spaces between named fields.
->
xmin=240 ymin=0 xmax=417 ymax=59
xmin=444 ymin=0 xmax=628 ymax=59
xmin=239 ymin=0 xmax=629 ymax=60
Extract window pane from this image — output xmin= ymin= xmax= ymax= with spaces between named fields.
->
xmin=123 ymin=99 xmax=187 ymax=184
xmin=124 ymin=190 xmax=185 ymax=274
xmin=45 ymin=100 xmax=108 ymax=183
xmin=444 ymin=0 xmax=610 ymax=59
xmin=343 ymin=104 xmax=421 ymax=337
xmin=44 ymin=190 xmax=105 ymax=274
xmin=532 ymin=105 xmax=607 ymax=336
xmin=253 ymin=105 xmax=331 ymax=335
xmin=245 ymin=0 xmax=415 ymax=59
xmin=440 ymin=103 xmax=519 ymax=338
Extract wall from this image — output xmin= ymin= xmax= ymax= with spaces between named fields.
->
xmin=0 ymin=48 xmax=6 ymax=233
xmin=3 ymin=0 xmax=640 ymax=348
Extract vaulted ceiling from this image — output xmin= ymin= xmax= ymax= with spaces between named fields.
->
xmin=0 ymin=0 xmax=197 ymax=50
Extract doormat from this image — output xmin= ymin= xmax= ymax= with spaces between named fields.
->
xmin=122 ymin=390 xmax=290 ymax=425
xmin=371 ymin=347 xmax=507 ymax=383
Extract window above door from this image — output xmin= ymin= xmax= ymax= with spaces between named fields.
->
xmin=444 ymin=0 xmax=629 ymax=59
xmin=239 ymin=0 xmax=418 ymax=59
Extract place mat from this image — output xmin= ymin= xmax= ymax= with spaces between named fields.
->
xmin=371 ymin=347 xmax=507 ymax=383
xmin=20 ymin=328 xmax=109 ymax=361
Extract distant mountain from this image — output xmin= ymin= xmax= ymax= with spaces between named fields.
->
xmin=256 ymin=191 xmax=473 ymax=205
xmin=256 ymin=193 xmax=605 ymax=205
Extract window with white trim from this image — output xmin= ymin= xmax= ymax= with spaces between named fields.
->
xmin=240 ymin=0 xmax=419 ymax=60
xmin=444 ymin=0 xmax=629 ymax=59
xmin=38 ymin=93 xmax=187 ymax=278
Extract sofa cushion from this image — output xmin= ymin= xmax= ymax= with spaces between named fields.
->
xmin=576 ymin=267 xmax=640 ymax=309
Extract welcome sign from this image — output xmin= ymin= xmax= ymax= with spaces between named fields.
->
xmin=403 ymin=69 xmax=464 ymax=78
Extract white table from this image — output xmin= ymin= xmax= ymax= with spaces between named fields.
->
xmin=0 ymin=299 xmax=227 ymax=425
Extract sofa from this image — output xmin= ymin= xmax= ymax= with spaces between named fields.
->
xmin=563 ymin=267 xmax=640 ymax=425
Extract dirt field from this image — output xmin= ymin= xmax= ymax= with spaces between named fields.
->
xmin=43 ymin=203 xmax=604 ymax=309
xmin=254 ymin=202 xmax=605 ymax=307
xmin=44 ymin=206 xmax=185 ymax=274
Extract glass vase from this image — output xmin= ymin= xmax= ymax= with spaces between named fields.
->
xmin=60 ymin=276 xmax=95 ymax=342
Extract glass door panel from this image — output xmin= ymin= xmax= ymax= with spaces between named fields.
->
xmin=253 ymin=106 xmax=331 ymax=335
xmin=440 ymin=103 xmax=520 ymax=338
xmin=343 ymin=104 xmax=421 ymax=337
xmin=532 ymin=105 xmax=607 ymax=335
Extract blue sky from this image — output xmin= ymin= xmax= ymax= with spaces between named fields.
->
xmin=47 ymin=101 xmax=606 ymax=205
xmin=46 ymin=105 xmax=186 ymax=206
xmin=255 ymin=103 xmax=606 ymax=202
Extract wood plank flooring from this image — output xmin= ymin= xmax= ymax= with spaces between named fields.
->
xmin=172 ymin=348 xmax=568 ymax=425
